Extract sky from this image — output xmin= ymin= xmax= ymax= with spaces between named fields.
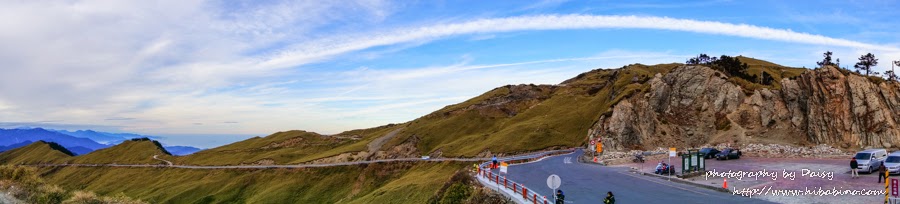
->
xmin=2 ymin=0 xmax=900 ymax=147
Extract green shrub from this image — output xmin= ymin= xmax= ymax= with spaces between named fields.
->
xmin=29 ymin=184 xmax=68 ymax=204
xmin=439 ymin=183 xmax=472 ymax=204
xmin=715 ymin=114 xmax=732 ymax=131
xmin=63 ymin=191 xmax=102 ymax=204
xmin=101 ymin=192 xmax=148 ymax=204
xmin=0 ymin=165 xmax=42 ymax=188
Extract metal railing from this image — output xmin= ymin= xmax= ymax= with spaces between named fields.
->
xmin=475 ymin=149 xmax=575 ymax=204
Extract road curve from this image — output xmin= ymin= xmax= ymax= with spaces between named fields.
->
xmin=487 ymin=149 xmax=773 ymax=204
xmin=152 ymin=155 xmax=173 ymax=166
xmin=30 ymin=149 xmax=574 ymax=169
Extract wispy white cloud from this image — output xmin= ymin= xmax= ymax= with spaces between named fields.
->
xmin=260 ymin=14 xmax=900 ymax=71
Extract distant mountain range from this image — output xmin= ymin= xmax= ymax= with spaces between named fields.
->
xmin=0 ymin=128 xmax=202 ymax=156
xmin=164 ymin=146 xmax=203 ymax=156
xmin=51 ymin=129 xmax=160 ymax=145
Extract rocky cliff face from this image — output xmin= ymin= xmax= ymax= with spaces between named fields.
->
xmin=591 ymin=65 xmax=900 ymax=151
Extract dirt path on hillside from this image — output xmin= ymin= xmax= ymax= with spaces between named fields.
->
xmin=367 ymin=127 xmax=404 ymax=153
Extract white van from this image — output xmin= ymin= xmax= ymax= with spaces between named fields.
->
xmin=855 ymin=149 xmax=887 ymax=173
xmin=884 ymin=152 xmax=900 ymax=174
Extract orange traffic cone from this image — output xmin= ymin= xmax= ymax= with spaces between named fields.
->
xmin=723 ymin=178 xmax=727 ymax=189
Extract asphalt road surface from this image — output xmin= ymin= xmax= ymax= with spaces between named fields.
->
xmin=491 ymin=149 xmax=773 ymax=204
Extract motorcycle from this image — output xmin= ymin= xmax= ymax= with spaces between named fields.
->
xmin=656 ymin=164 xmax=676 ymax=175
xmin=632 ymin=154 xmax=645 ymax=163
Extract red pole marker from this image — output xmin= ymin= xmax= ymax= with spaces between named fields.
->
xmin=723 ymin=178 xmax=728 ymax=189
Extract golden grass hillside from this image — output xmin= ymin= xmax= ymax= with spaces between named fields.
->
xmin=38 ymin=161 xmax=468 ymax=204
xmin=179 ymin=126 xmax=402 ymax=165
xmin=68 ymin=138 xmax=173 ymax=165
xmin=0 ymin=141 xmax=74 ymax=165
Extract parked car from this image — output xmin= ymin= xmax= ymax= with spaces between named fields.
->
xmin=699 ymin=148 xmax=721 ymax=159
xmin=882 ymin=152 xmax=900 ymax=174
xmin=855 ymin=149 xmax=887 ymax=173
xmin=715 ymin=148 xmax=741 ymax=160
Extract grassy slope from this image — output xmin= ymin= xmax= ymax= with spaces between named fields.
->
xmin=383 ymin=63 xmax=680 ymax=157
xmin=39 ymin=162 xmax=466 ymax=204
xmin=0 ymin=141 xmax=73 ymax=164
xmin=180 ymin=126 xmax=402 ymax=165
xmin=734 ymin=56 xmax=807 ymax=90
xmin=69 ymin=140 xmax=172 ymax=165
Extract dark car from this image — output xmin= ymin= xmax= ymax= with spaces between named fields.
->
xmin=715 ymin=148 xmax=741 ymax=160
xmin=699 ymin=148 xmax=720 ymax=159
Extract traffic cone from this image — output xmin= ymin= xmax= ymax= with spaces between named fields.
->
xmin=723 ymin=178 xmax=727 ymax=189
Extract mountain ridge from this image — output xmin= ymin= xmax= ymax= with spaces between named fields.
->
xmin=0 ymin=140 xmax=74 ymax=164
xmin=0 ymin=128 xmax=107 ymax=155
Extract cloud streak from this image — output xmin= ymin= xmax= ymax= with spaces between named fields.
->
xmin=263 ymin=14 xmax=900 ymax=69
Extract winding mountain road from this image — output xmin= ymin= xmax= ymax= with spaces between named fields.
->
xmin=152 ymin=155 xmax=173 ymax=166
xmin=32 ymin=149 xmax=573 ymax=169
xmin=488 ymin=149 xmax=773 ymax=203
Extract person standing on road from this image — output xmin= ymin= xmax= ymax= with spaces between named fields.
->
xmin=850 ymin=157 xmax=859 ymax=178
xmin=604 ymin=191 xmax=615 ymax=204
xmin=555 ymin=190 xmax=565 ymax=204
xmin=492 ymin=155 xmax=498 ymax=169
xmin=879 ymin=161 xmax=887 ymax=183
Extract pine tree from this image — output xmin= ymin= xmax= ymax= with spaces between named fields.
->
xmin=854 ymin=53 xmax=878 ymax=76
xmin=817 ymin=51 xmax=834 ymax=67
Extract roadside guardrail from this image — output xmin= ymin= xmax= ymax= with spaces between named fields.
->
xmin=475 ymin=149 xmax=576 ymax=204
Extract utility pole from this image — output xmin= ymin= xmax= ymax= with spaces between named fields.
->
xmin=893 ymin=60 xmax=897 ymax=81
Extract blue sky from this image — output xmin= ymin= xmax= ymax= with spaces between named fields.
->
xmin=2 ymin=0 xmax=900 ymax=147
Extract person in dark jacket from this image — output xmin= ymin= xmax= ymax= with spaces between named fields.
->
xmin=879 ymin=161 xmax=887 ymax=183
xmin=555 ymin=190 xmax=565 ymax=204
xmin=604 ymin=191 xmax=615 ymax=204
xmin=850 ymin=157 xmax=859 ymax=178
xmin=492 ymin=155 xmax=498 ymax=169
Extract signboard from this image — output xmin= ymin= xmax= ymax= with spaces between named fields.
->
xmin=892 ymin=178 xmax=898 ymax=197
xmin=547 ymin=174 xmax=561 ymax=189
xmin=499 ymin=162 xmax=509 ymax=174
xmin=699 ymin=155 xmax=705 ymax=169
xmin=669 ymin=148 xmax=677 ymax=157
xmin=596 ymin=142 xmax=603 ymax=152
xmin=691 ymin=154 xmax=698 ymax=166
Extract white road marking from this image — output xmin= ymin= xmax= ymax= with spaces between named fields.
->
xmin=618 ymin=171 xmax=712 ymax=196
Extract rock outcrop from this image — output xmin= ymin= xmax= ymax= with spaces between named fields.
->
xmin=591 ymin=65 xmax=900 ymax=151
